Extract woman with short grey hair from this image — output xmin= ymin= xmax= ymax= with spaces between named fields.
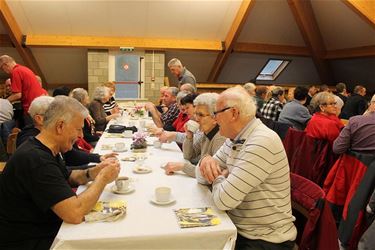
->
xmin=71 ymin=88 xmax=99 ymax=145
xmin=88 ymin=86 xmax=120 ymax=131
xmin=163 ymin=93 xmax=227 ymax=178
xmin=305 ymin=92 xmax=344 ymax=144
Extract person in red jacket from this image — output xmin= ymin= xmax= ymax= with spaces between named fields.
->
xmin=0 ymin=55 xmax=47 ymax=114
xmin=305 ymin=92 xmax=344 ymax=145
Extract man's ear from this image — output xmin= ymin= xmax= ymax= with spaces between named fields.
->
xmin=55 ymin=120 xmax=65 ymax=135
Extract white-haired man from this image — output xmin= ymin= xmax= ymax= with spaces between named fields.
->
xmin=168 ymin=58 xmax=196 ymax=88
xmin=0 ymin=96 xmax=120 ymax=249
xmin=197 ymin=86 xmax=296 ymax=250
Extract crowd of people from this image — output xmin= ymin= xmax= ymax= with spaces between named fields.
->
xmin=0 ymin=55 xmax=374 ymax=250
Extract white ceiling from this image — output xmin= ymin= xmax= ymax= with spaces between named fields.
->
xmin=311 ymin=0 xmax=375 ymax=50
xmin=238 ymin=0 xmax=305 ymax=46
xmin=7 ymin=0 xmax=241 ymax=40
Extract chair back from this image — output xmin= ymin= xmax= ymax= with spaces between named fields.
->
xmin=291 ymin=173 xmax=339 ymax=250
xmin=284 ymin=128 xmax=337 ymax=186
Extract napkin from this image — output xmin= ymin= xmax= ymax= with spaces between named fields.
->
xmin=85 ymin=200 xmax=127 ymax=223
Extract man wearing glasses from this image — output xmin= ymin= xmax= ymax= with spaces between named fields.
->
xmin=196 ymin=86 xmax=296 ymax=250
xmin=0 ymin=55 xmax=47 ymax=127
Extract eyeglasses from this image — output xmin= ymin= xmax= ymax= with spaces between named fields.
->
xmin=323 ymin=102 xmax=337 ymax=106
xmin=213 ymin=107 xmax=233 ymax=116
xmin=194 ymin=112 xmax=211 ymax=118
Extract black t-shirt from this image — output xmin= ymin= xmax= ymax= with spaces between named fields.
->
xmin=0 ymin=137 xmax=76 ymax=249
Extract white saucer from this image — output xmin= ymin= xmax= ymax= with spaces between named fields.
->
xmin=150 ymin=195 xmax=176 ymax=205
xmin=133 ymin=166 xmax=152 ymax=174
xmin=111 ymin=185 xmax=135 ymax=194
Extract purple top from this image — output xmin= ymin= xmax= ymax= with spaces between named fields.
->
xmin=333 ymin=112 xmax=375 ymax=154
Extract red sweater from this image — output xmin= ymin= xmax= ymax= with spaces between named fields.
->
xmin=172 ymin=112 xmax=190 ymax=132
xmin=305 ymin=112 xmax=344 ymax=144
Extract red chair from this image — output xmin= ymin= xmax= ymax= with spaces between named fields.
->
xmin=291 ymin=173 xmax=339 ymax=250
xmin=284 ymin=128 xmax=338 ymax=186
xmin=323 ymin=151 xmax=375 ymax=250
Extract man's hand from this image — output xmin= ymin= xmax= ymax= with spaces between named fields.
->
xmin=96 ymin=158 xmax=120 ymax=184
xmin=144 ymin=102 xmax=155 ymax=112
xmin=164 ymin=162 xmax=184 ymax=175
xmin=150 ymin=127 xmax=163 ymax=136
xmin=199 ymin=156 xmax=221 ymax=183
xmin=100 ymin=152 xmax=118 ymax=162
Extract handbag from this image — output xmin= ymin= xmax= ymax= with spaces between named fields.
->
xmin=108 ymin=125 xmax=126 ymax=133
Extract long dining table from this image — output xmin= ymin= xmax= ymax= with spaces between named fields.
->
xmin=52 ymin=116 xmax=237 ymax=249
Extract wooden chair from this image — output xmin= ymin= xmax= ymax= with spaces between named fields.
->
xmin=6 ymin=127 xmax=21 ymax=155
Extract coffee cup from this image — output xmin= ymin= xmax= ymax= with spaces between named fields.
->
xmin=115 ymin=177 xmax=130 ymax=191
xmin=153 ymin=140 xmax=162 ymax=149
xmin=124 ymin=130 xmax=133 ymax=137
xmin=186 ymin=120 xmax=200 ymax=133
xmin=155 ymin=186 xmax=171 ymax=202
xmin=114 ymin=142 xmax=126 ymax=152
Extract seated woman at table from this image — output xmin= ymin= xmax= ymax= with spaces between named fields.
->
xmin=157 ymin=93 xmax=199 ymax=162
xmin=16 ymin=96 xmax=117 ymax=168
xmin=102 ymin=81 xmax=120 ymax=116
xmin=164 ymin=93 xmax=226 ymax=177
xmin=305 ymin=92 xmax=344 ymax=145
xmin=70 ymin=88 xmax=100 ymax=146
xmin=89 ymin=86 xmax=120 ymax=132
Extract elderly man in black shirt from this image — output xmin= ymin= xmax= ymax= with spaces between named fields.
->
xmin=0 ymin=96 xmax=120 ymax=249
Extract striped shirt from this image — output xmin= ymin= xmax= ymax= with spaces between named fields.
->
xmin=197 ymin=118 xmax=297 ymax=243
xmin=103 ymin=97 xmax=117 ymax=115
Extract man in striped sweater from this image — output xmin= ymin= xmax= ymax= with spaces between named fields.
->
xmin=197 ymin=86 xmax=297 ymax=250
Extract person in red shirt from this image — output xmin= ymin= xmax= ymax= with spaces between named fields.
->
xmin=305 ymin=92 xmax=344 ymax=144
xmin=0 ymin=55 xmax=47 ymax=114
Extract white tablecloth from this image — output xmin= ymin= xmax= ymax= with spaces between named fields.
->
xmin=52 ymin=118 xmax=237 ymax=249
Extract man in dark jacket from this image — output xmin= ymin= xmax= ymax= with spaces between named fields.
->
xmin=340 ymin=85 xmax=368 ymax=119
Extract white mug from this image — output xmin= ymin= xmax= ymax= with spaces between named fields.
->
xmin=153 ymin=140 xmax=162 ymax=149
xmin=155 ymin=187 xmax=171 ymax=202
xmin=114 ymin=142 xmax=126 ymax=151
xmin=186 ymin=120 xmax=200 ymax=133
xmin=124 ymin=130 xmax=133 ymax=137
xmin=115 ymin=177 xmax=130 ymax=191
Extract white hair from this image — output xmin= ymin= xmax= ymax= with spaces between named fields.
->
xmin=28 ymin=96 xmax=55 ymax=119
xmin=243 ymin=82 xmax=256 ymax=94
xmin=70 ymin=88 xmax=89 ymax=104
xmin=334 ymin=95 xmax=344 ymax=109
xmin=310 ymin=92 xmax=335 ymax=112
xmin=194 ymin=93 xmax=219 ymax=116
xmin=167 ymin=87 xmax=179 ymax=97
xmin=93 ymin=86 xmax=109 ymax=101
xmin=167 ymin=58 xmax=183 ymax=68
xmin=43 ymin=96 xmax=89 ymax=128
xmin=180 ymin=83 xmax=197 ymax=94
xmin=221 ymin=86 xmax=256 ymax=119
xmin=176 ymin=91 xmax=188 ymax=104
xmin=371 ymin=94 xmax=375 ymax=103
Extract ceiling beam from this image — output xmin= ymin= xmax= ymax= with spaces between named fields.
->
xmin=287 ymin=0 xmax=333 ymax=83
xmin=342 ymin=0 xmax=375 ymax=29
xmin=233 ymin=42 xmax=311 ymax=57
xmin=24 ymin=35 xmax=223 ymax=52
xmin=0 ymin=34 xmax=13 ymax=47
xmin=207 ymin=0 xmax=256 ymax=82
xmin=325 ymin=45 xmax=375 ymax=59
xmin=0 ymin=0 xmax=46 ymax=87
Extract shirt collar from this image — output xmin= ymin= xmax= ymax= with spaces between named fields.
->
xmin=205 ymin=124 xmax=219 ymax=141
xmin=231 ymin=118 xmax=256 ymax=144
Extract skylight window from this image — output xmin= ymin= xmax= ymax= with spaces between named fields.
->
xmin=256 ymin=59 xmax=290 ymax=81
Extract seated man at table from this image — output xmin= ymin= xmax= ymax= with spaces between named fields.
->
xmin=197 ymin=86 xmax=297 ymax=250
xmin=16 ymin=96 xmax=117 ymax=168
xmin=0 ymin=96 xmax=120 ymax=250
xmin=145 ymin=87 xmax=179 ymax=131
